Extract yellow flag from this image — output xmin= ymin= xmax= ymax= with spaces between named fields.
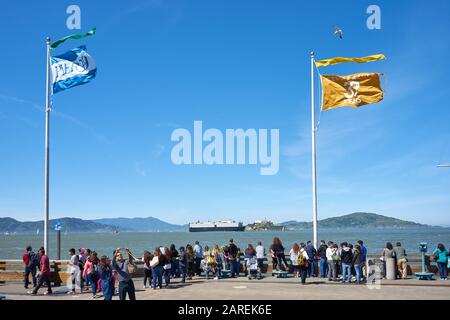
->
xmin=321 ymin=73 xmax=383 ymax=111
xmin=315 ymin=54 xmax=386 ymax=68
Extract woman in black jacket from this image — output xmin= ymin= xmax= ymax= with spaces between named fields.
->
xmin=352 ymin=245 xmax=362 ymax=284
xmin=340 ymin=242 xmax=353 ymax=284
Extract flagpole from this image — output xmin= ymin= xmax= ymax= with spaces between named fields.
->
xmin=44 ymin=36 xmax=51 ymax=255
xmin=310 ymin=51 xmax=318 ymax=250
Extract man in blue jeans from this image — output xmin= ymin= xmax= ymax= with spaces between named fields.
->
xmin=317 ymin=240 xmax=328 ymax=278
xmin=357 ymin=240 xmax=367 ymax=280
xmin=306 ymin=241 xmax=317 ymax=277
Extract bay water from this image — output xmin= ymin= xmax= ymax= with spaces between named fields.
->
xmin=1 ymin=227 xmax=449 ymax=260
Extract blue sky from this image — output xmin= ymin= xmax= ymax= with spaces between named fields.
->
xmin=0 ymin=0 xmax=449 ymax=225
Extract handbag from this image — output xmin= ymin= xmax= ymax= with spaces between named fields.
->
xmin=163 ymin=263 xmax=172 ymax=270
xmin=150 ymin=256 xmax=159 ymax=268
xmin=127 ymin=261 xmax=137 ymax=274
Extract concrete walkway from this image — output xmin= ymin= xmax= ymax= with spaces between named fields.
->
xmin=1 ymin=276 xmax=449 ymax=300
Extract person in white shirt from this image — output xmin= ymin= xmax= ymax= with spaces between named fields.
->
xmin=255 ymin=241 xmax=265 ymax=274
xmin=289 ymin=244 xmax=301 ymax=278
xmin=326 ymin=241 xmax=338 ymax=281
xmin=193 ymin=241 xmax=203 ymax=276
xmin=67 ymin=248 xmax=80 ymax=294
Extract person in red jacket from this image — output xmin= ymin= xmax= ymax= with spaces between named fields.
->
xmin=29 ymin=248 xmax=52 ymax=295
xmin=22 ymin=245 xmax=37 ymax=289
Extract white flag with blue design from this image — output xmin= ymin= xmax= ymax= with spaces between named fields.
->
xmin=51 ymin=45 xmax=96 ymax=94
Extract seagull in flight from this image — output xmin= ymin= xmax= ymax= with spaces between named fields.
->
xmin=333 ymin=25 xmax=343 ymax=39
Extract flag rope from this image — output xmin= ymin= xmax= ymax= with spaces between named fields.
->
xmin=315 ymin=64 xmax=323 ymax=131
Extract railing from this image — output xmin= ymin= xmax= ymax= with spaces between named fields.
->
xmin=0 ymin=260 xmax=71 ymax=285
xmin=1 ymin=252 xmax=442 ymax=284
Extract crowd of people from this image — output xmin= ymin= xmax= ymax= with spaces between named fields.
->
xmin=21 ymin=238 xmax=450 ymax=299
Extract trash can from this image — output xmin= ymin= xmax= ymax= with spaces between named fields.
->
xmin=385 ymin=258 xmax=396 ymax=280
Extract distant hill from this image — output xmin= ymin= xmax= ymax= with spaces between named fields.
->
xmin=0 ymin=217 xmax=118 ymax=234
xmin=93 ymin=217 xmax=187 ymax=232
xmin=280 ymin=212 xmax=427 ymax=230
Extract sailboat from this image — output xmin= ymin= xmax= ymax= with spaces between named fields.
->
xmin=36 ymin=228 xmax=40 ymax=235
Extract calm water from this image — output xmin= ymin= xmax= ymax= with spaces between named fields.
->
xmin=1 ymin=228 xmax=449 ymax=260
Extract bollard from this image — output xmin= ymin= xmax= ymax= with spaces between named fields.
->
xmin=385 ymin=258 xmax=396 ymax=280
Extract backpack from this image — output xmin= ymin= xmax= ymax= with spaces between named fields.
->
xmin=297 ymin=253 xmax=306 ymax=266
xmin=207 ymin=255 xmax=215 ymax=265
xmin=28 ymin=251 xmax=39 ymax=267
xmin=332 ymin=252 xmax=339 ymax=262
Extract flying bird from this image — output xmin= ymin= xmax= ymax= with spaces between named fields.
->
xmin=333 ymin=25 xmax=343 ymax=39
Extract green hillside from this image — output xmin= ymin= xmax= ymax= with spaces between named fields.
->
xmin=281 ymin=212 xmax=427 ymax=230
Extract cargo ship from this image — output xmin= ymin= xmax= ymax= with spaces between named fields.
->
xmin=188 ymin=220 xmax=245 ymax=232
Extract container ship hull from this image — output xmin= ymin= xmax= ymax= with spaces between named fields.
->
xmin=189 ymin=221 xmax=245 ymax=232
xmin=189 ymin=226 xmax=245 ymax=232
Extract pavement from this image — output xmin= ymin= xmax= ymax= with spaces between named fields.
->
xmin=1 ymin=276 xmax=450 ymax=300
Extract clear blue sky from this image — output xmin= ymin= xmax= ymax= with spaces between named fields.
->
xmin=0 ymin=1 xmax=449 ymax=225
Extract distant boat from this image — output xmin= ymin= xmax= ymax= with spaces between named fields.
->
xmin=36 ymin=228 xmax=40 ymax=235
xmin=64 ymin=229 xmax=68 ymax=236
xmin=112 ymin=229 xmax=119 ymax=235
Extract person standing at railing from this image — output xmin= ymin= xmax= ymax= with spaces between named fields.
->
xmin=306 ymin=241 xmax=318 ymax=277
xmin=142 ymin=250 xmax=153 ymax=289
xmin=99 ymin=255 xmax=114 ymax=300
xmin=212 ymin=244 xmax=223 ymax=280
xmin=270 ymin=237 xmax=288 ymax=271
xmin=352 ymin=245 xmax=363 ymax=284
xmin=228 ymin=239 xmax=240 ymax=277
xmin=382 ymin=242 xmax=396 ymax=280
xmin=178 ymin=246 xmax=188 ymax=283
xmin=22 ymin=245 xmax=38 ymax=289
xmin=298 ymin=243 xmax=309 ymax=285
xmin=255 ymin=241 xmax=265 ymax=274
xmin=326 ymin=242 xmax=338 ymax=282
xmin=193 ymin=241 xmax=203 ymax=276
xmin=150 ymin=248 xmax=164 ymax=289
xmin=170 ymin=244 xmax=180 ymax=278
xmin=83 ymin=252 xmax=100 ymax=298
xmin=289 ymin=243 xmax=301 ymax=278
xmin=318 ymin=240 xmax=328 ymax=278
xmin=356 ymin=240 xmax=367 ymax=280
xmin=432 ymin=244 xmax=449 ymax=280
xmin=29 ymin=248 xmax=52 ymax=295
xmin=340 ymin=242 xmax=353 ymax=284
xmin=186 ymin=244 xmax=195 ymax=280
xmin=244 ymin=244 xmax=256 ymax=276
xmin=67 ymin=248 xmax=80 ymax=294
xmin=163 ymin=247 xmax=173 ymax=287
xmin=394 ymin=242 xmax=408 ymax=280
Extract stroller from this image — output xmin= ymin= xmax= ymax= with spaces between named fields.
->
xmin=246 ymin=257 xmax=262 ymax=280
